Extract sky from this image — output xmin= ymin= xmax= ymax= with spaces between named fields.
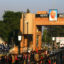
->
xmin=0 ymin=0 xmax=64 ymax=20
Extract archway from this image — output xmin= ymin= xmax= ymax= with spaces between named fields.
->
xmin=20 ymin=10 xmax=64 ymax=53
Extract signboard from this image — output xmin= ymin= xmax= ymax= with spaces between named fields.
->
xmin=49 ymin=9 xmax=57 ymax=21
xmin=35 ymin=10 xmax=64 ymax=18
xmin=56 ymin=37 xmax=64 ymax=42
xmin=56 ymin=37 xmax=64 ymax=48
xmin=35 ymin=14 xmax=48 ymax=18
xmin=59 ymin=14 xmax=64 ymax=18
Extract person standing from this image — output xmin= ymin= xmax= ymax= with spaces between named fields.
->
xmin=8 ymin=54 xmax=12 ymax=64
xmin=30 ymin=52 xmax=34 ymax=63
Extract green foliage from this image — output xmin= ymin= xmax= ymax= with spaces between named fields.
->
xmin=42 ymin=29 xmax=52 ymax=44
xmin=42 ymin=29 xmax=47 ymax=42
xmin=3 ymin=11 xmax=22 ymax=30
xmin=0 ymin=11 xmax=22 ymax=45
xmin=42 ymin=26 xmax=64 ymax=44
xmin=46 ymin=26 xmax=64 ymax=37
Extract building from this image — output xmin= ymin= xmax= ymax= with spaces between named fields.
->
xmin=11 ymin=10 xmax=64 ymax=54
xmin=20 ymin=10 xmax=64 ymax=53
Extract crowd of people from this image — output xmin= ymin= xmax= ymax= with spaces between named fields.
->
xmin=0 ymin=50 xmax=53 ymax=64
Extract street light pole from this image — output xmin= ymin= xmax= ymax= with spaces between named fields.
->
xmin=18 ymin=41 xmax=20 ymax=54
xmin=52 ymin=37 xmax=55 ymax=51
xmin=18 ymin=32 xmax=22 ymax=54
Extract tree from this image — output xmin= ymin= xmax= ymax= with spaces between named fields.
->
xmin=42 ymin=28 xmax=52 ymax=44
xmin=46 ymin=25 xmax=64 ymax=37
xmin=42 ymin=29 xmax=47 ymax=42
xmin=0 ymin=21 xmax=8 ymax=41
xmin=42 ymin=25 xmax=64 ymax=45
xmin=0 ymin=11 xmax=22 ymax=45
xmin=3 ymin=11 xmax=22 ymax=30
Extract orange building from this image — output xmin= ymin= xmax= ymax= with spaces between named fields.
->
xmin=20 ymin=10 xmax=64 ymax=53
xmin=10 ymin=10 xmax=64 ymax=54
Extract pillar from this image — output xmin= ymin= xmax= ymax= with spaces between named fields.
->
xmin=24 ymin=38 xmax=27 ymax=47
xmin=38 ymin=31 xmax=42 ymax=50
xmin=20 ymin=36 xmax=24 ymax=53
xmin=33 ymin=22 xmax=37 ymax=51
xmin=24 ymin=38 xmax=28 ymax=51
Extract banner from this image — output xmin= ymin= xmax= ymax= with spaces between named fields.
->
xmin=49 ymin=9 xmax=57 ymax=21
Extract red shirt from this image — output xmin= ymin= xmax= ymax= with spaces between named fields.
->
xmin=48 ymin=60 xmax=51 ymax=64
xmin=40 ymin=56 xmax=43 ymax=60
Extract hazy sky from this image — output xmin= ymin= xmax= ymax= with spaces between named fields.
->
xmin=0 ymin=0 xmax=64 ymax=20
